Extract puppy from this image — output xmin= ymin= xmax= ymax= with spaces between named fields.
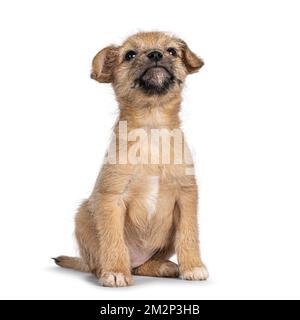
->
xmin=54 ymin=32 xmax=208 ymax=287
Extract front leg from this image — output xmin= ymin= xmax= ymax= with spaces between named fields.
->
xmin=95 ymin=193 xmax=132 ymax=287
xmin=176 ymin=184 xmax=209 ymax=281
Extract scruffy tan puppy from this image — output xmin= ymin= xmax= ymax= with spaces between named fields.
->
xmin=54 ymin=31 xmax=208 ymax=287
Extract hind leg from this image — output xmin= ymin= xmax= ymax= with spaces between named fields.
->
xmin=132 ymin=259 xmax=179 ymax=278
xmin=132 ymin=224 xmax=178 ymax=278
xmin=75 ymin=200 xmax=99 ymax=275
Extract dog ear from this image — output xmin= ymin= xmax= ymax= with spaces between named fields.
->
xmin=179 ymin=40 xmax=204 ymax=74
xmin=91 ymin=46 xmax=119 ymax=83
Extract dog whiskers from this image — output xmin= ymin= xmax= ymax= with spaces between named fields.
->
xmin=131 ymin=79 xmax=140 ymax=89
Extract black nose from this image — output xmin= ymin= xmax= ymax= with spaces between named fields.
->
xmin=147 ymin=51 xmax=163 ymax=62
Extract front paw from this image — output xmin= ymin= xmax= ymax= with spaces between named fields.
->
xmin=180 ymin=265 xmax=209 ymax=281
xmin=99 ymin=272 xmax=133 ymax=287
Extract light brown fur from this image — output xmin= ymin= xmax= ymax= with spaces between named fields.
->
xmin=54 ymin=32 xmax=208 ymax=287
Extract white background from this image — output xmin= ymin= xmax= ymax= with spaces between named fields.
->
xmin=0 ymin=0 xmax=300 ymax=300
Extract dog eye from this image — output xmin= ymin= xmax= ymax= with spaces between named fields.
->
xmin=167 ymin=47 xmax=177 ymax=56
xmin=124 ymin=50 xmax=137 ymax=61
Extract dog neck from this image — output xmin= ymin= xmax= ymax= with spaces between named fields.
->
xmin=117 ymin=96 xmax=181 ymax=130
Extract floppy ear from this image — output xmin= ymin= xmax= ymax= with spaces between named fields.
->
xmin=91 ymin=46 xmax=119 ymax=83
xmin=179 ymin=40 xmax=204 ymax=74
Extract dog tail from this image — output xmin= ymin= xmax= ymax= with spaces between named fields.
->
xmin=52 ymin=256 xmax=89 ymax=272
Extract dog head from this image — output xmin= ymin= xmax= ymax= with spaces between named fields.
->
xmin=91 ymin=32 xmax=203 ymax=106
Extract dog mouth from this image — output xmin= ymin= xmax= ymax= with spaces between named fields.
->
xmin=134 ymin=66 xmax=175 ymax=95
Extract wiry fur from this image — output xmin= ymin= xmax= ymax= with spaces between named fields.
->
xmin=54 ymin=32 xmax=208 ymax=287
